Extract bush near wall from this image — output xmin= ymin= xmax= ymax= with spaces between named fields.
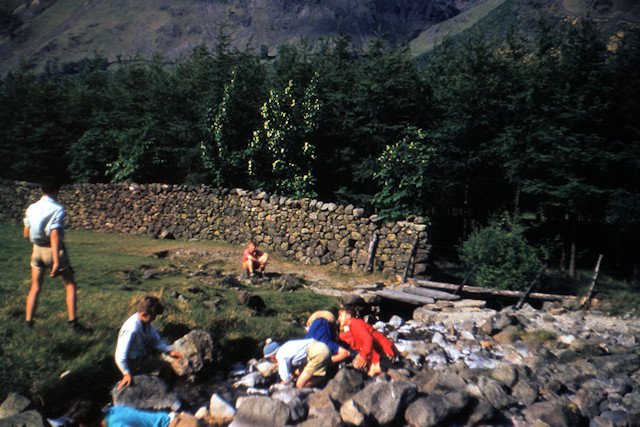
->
xmin=0 ymin=180 xmax=430 ymax=276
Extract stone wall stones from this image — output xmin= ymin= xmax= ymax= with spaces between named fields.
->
xmin=0 ymin=180 xmax=430 ymax=275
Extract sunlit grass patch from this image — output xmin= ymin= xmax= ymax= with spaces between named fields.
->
xmin=0 ymin=223 xmax=341 ymax=408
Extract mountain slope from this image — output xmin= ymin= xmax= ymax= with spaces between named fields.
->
xmin=0 ymin=0 xmax=471 ymax=76
xmin=411 ymin=0 xmax=640 ymax=57
xmin=1 ymin=0 xmax=638 ymax=77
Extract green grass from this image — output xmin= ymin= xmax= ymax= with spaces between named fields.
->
xmin=3 ymin=220 xmax=638 ymax=410
xmin=0 ymin=223 xmax=340 ymax=410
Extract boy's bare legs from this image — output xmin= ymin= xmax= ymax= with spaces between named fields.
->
xmin=258 ymin=253 xmax=269 ymax=276
xmin=60 ymin=269 xmax=77 ymax=321
xmin=26 ymin=267 xmax=44 ymax=323
xmin=243 ymin=260 xmax=254 ymax=274
xmin=296 ymin=371 xmax=323 ymax=388
xmin=367 ymin=362 xmax=382 ymax=377
xmin=26 ymin=267 xmax=77 ymax=324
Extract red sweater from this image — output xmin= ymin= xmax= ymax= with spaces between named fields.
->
xmin=243 ymin=247 xmax=263 ymax=262
xmin=339 ymin=318 xmax=398 ymax=364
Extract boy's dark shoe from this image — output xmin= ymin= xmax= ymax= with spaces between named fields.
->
xmin=69 ymin=319 xmax=93 ymax=335
xmin=26 ymin=320 xmax=34 ymax=329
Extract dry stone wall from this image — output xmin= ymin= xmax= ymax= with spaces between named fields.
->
xmin=0 ymin=180 xmax=430 ymax=275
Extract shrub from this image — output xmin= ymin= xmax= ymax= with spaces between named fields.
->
xmin=459 ymin=214 xmax=544 ymax=291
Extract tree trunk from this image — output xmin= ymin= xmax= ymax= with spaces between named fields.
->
xmin=569 ymin=241 xmax=576 ymax=279
xmin=462 ymin=177 xmax=470 ymax=240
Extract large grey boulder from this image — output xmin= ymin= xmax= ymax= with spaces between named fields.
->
xmin=480 ymin=313 xmax=517 ymax=336
xmin=591 ymin=410 xmax=630 ymax=427
xmin=573 ymin=382 xmax=608 ymax=419
xmin=232 ymin=396 xmax=290 ymax=426
xmin=593 ymin=353 xmax=640 ymax=376
xmin=405 ymin=390 xmax=469 ymax=427
xmin=463 ymin=397 xmax=496 ymax=425
xmin=512 ymin=379 xmax=539 ymax=406
xmin=415 ymin=368 xmax=467 ymax=394
xmin=522 ymin=399 xmax=582 ymax=426
xmin=111 ymin=375 xmax=181 ymax=411
xmin=306 ymin=391 xmax=338 ymax=419
xmin=0 ymin=393 xmax=31 ymax=418
xmin=0 ymin=410 xmax=46 ymax=427
xmin=477 ymin=376 xmax=517 ymax=410
xmin=208 ymin=393 xmax=235 ymax=425
xmin=491 ymin=364 xmax=518 ymax=389
xmin=351 ymin=381 xmax=417 ymax=425
xmin=339 ymin=399 xmax=367 ymax=427
xmin=324 ymin=368 xmax=365 ymax=404
xmin=234 ymin=291 xmax=266 ymax=312
xmin=269 ymin=386 xmax=310 ymax=423
xmin=168 ymin=329 xmax=216 ymax=378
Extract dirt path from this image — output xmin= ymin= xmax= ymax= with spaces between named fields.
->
xmin=160 ymin=243 xmax=392 ymax=293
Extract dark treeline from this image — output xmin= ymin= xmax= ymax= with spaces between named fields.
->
xmin=1 ymin=20 xmax=639 ymax=281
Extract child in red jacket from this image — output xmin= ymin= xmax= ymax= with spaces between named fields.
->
xmin=338 ymin=306 xmax=400 ymax=377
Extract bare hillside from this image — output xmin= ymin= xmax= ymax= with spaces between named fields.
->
xmin=0 ymin=0 xmax=473 ymax=75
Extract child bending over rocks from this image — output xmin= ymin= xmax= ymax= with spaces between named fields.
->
xmin=338 ymin=306 xmax=400 ymax=377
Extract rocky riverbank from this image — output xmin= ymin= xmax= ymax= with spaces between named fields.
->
xmin=3 ymin=292 xmax=640 ymax=427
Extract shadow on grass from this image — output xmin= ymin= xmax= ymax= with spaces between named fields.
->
xmin=39 ymin=357 xmax=120 ymax=417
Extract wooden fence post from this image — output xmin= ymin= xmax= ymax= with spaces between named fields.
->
xmin=365 ymin=233 xmax=379 ymax=273
xmin=582 ymin=254 xmax=604 ymax=308
xmin=454 ymin=263 xmax=480 ymax=295
xmin=516 ymin=263 xmax=548 ymax=310
xmin=401 ymin=234 xmax=421 ymax=284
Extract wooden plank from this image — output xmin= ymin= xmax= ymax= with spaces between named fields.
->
xmin=408 ymin=279 xmax=576 ymax=302
xmin=400 ymin=285 xmax=461 ymax=301
xmin=376 ymin=289 xmax=435 ymax=305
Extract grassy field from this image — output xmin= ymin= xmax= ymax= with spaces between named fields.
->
xmin=2 ymin=221 xmax=639 ymax=412
xmin=0 ymin=223 xmax=341 ymax=410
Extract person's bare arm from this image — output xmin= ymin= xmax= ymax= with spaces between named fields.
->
xmin=331 ymin=347 xmax=350 ymax=363
xmin=167 ymin=350 xmax=182 ymax=360
xmin=353 ymin=354 xmax=368 ymax=369
xmin=24 ymin=226 xmax=30 ymax=239
xmin=117 ymin=373 xmax=132 ymax=390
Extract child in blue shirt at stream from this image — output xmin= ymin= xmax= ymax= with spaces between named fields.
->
xmin=263 ymin=310 xmax=349 ymax=388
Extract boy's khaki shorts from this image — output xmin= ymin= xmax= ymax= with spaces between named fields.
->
xmin=31 ymin=245 xmax=71 ymax=271
xmin=303 ymin=341 xmax=331 ymax=377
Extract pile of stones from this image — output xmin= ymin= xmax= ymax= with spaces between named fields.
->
xmin=3 ymin=297 xmax=640 ymax=426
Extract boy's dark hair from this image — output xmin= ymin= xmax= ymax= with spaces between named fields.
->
xmin=339 ymin=306 xmax=358 ymax=318
xmin=138 ymin=295 xmax=164 ymax=317
xmin=40 ymin=176 xmax=61 ymax=195
xmin=64 ymin=399 xmax=101 ymax=425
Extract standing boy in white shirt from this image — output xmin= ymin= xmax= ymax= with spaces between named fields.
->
xmin=24 ymin=178 xmax=80 ymax=330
